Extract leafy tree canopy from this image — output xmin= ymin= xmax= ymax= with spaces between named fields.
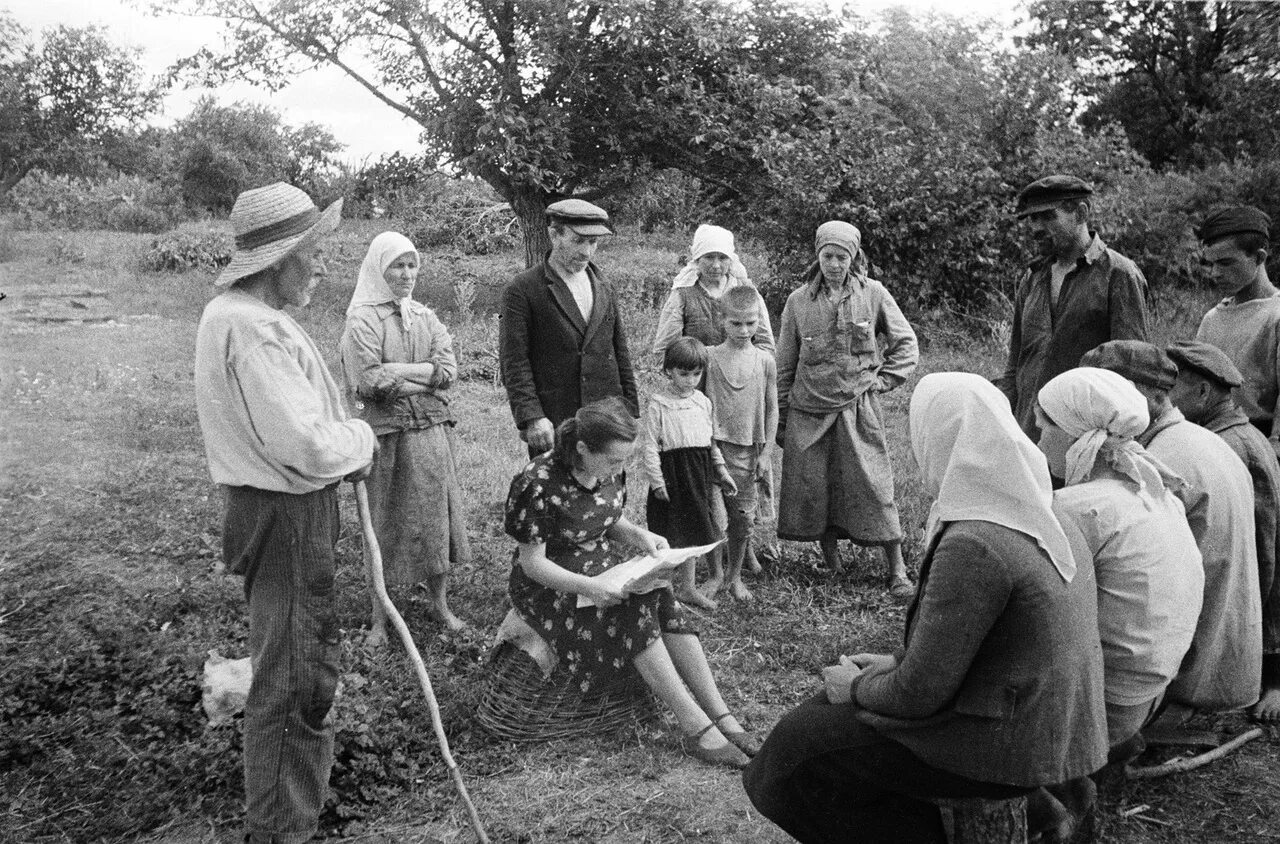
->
xmin=1024 ymin=0 xmax=1280 ymax=168
xmin=163 ymin=0 xmax=839 ymax=263
xmin=0 ymin=14 xmax=161 ymax=194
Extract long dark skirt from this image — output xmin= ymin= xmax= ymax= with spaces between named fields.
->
xmin=646 ymin=446 xmax=723 ymax=547
xmin=743 ymin=693 xmax=1028 ymax=844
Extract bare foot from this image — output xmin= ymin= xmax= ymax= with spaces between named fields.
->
xmin=729 ymin=580 xmax=754 ymax=602
xmin=431 ymin=609 xmax=468 ymax=633
xmin=745 ymin=546 xmax=762 ymax=575
xmin=366 ymin=625 xmax=389 ymax=648
xmin=819 ymin=537 xmax=843 ymax=573
xmin=1251 ymin=686 xmax=1280 ymax=722
xmin=701 ymin=574 xmax=724 ymax=597
xmin=675 ymin=588 xmax=719 ymax=611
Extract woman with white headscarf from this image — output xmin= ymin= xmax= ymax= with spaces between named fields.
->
xmin=744 ymin=373 xmax=1107 ymax=844
xmin=650 ymin=224 xmax=773 ymax=358
xmin=340 ymin=231 xmax=471 ymax=642
xmin=1037 ymin=367 xmax=1204 ymax=755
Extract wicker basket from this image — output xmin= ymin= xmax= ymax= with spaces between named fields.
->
xmin=476 ymin=642 xmax=658 ymax=741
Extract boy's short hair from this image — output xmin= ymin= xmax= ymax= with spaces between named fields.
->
xmin=721 ymin=285 xmax=762 ymax=315
xmin=664 ymin=336 xmax=708 ymax=372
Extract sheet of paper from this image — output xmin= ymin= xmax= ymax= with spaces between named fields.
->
xmin=576 ymin=540 xmax=724 ymax=607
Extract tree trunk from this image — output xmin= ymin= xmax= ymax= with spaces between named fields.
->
xmin=933 ymin=796 xmax=1028 ymax=844
xmin=509 ymin=186 xmax=553 ymax=268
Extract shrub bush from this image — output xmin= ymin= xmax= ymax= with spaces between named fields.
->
xmin=401 ymin=175 xmax=517 ymax=255
xmin=9 ymin=171 xmax=182 ymax=232
xmin=142 ymin=230 xmax=234 ymax=273
xmin=107 ymin=203 xmax=170 ymax=234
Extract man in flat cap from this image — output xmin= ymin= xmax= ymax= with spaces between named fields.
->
xmin=1168 ymin=339 xmax=1280 ymax=722
xmin=1193 ymin=206 xmax=1280 ymax=459
xmin=500 ymin=198 xmax=638 ymax=455
xmin=997 ymin=174 xmax=1150 ymax=437
xmin=1083 ymin=339 xmax=1261 ymax=716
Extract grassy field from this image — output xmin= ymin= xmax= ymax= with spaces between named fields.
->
xmin=1 ymin=221 xmax=1277 ymax=843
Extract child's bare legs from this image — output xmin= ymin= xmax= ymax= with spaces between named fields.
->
xmin=675 ymin=558 xmax=718 ymax=610
xmin=745 ymin=543 xmax=763 ymax=575
xmin=424 ymin=574 xmax=466 ymax=632
xmin=633 ymin=637 xmax=735 ymax=750
xmin=725 ymin=500 xmax=754 ymax=602
xmin=701 ymin=545 xmax=725 ymax=598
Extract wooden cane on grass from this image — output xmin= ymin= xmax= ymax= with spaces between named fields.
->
xmin=354 ymin=481 xmax=490 ymax=844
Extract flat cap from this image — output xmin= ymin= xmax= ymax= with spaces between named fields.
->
xmin=1015 ymin=174 xmax=1094 ymax=218
xmin=1196 ymin=206 xmax=1271 ymax=244
xmin=1166 ymin=340 xmax=1243 ymax=389
xmin=1080 ymin=340 xmax=1178 ymax=391
xmin=546 ymin=198 xmax=613 ymax=236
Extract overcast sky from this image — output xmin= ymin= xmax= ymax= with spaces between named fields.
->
xmin=5 ymin=0 xmax=1023 ymax=164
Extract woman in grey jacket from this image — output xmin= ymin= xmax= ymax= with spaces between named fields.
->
xmin=744 ymin=372 xmax=1107 ymax=843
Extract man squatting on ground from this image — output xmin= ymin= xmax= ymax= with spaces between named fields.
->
xmin=194 ymin=183 xmax=376 ymax=844
xmin=1189 ymin=205 xmax=1280 ymax=720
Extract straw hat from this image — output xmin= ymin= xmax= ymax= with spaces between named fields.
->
xmin=215 ymin=182 xmax=343 ymax=288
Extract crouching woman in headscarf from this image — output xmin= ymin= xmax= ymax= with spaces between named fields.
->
xmin=1036 ymin=368 xmax=1204 ymax=757
xmin=743 ymin=373 xmax=1107 ymax=844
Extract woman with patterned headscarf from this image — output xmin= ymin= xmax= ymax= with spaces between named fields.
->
xmin=340 ymin=231 xmax=471 ymax=642
xmin=775 ymin=221 xmax=919 ymax=598
xmin=1037 ymin=367 xmax=1204 ymax=754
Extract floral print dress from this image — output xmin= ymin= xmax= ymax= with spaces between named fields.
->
xmin=505 ymin=453 xmax=695 ymax=692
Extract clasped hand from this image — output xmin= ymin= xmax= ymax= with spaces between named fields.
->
xmin=821 ymin=652 xmax=897 ymax=704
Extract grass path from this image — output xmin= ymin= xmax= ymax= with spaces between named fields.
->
xmin=1 ymin=227 xmax=1277 ymax=842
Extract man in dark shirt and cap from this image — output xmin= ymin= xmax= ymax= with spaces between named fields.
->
xmin=1193 ymin=206 xmax=1280 ymax=458
xmin=1083 ymin=339 xmax=1261 ymax=715
xmin=499 ymin=199 xmax=638 ymax=455
xmin=1168 ymin=338 xmax=1280 ymax=722
xmin=996 ymin=174 xmax=1150 ymax=437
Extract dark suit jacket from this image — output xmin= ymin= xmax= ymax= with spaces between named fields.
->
xmin=499 ymin=258 xmax=638 ymax=430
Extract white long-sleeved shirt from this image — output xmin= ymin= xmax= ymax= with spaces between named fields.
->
xmin=195 ymin=288 xmax=374 ymax=493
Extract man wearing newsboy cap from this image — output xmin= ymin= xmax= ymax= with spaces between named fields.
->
xmin=1168 ymin=338 xmax=1280 ymax=723
xmin=194 ymin=183 xmax=375 ymax=843
xmin=500 ymin=198 xmax=638 ymax=455
xmin=996 ymin=174 xmax=1150 ymax=437
xmin=1083 ymin=339 xmax=1262 ymax=716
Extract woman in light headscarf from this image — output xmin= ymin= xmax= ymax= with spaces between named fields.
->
xmin=1036 ymin=367 xmax=1203 ymax=757
xmin=775 ymin=221 xmax=918 ymax=598
xmin=340 ymin=231 xmax=470 ymax=641
xmin=650 ymin=223 xmax=773 ymax=358
xmin=649 ymin=224 xmax=774 ymax=595
xmin=745 ymin=373 xmax=1107 ymax=844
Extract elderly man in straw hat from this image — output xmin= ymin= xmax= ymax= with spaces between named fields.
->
xmin=194 ymin=182 xmax=375 ymax=843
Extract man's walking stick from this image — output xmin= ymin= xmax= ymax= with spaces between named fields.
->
xmin=354 ymin=481 xmax=490 ymax=843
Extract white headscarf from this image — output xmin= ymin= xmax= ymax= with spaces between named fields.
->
xmin=1036 ymin=367 xmax=1183 ymax=503
xmin=671 ymin=224 xmax=751 ymax=291
xmin=910 ymin=372 xmax=1076 ymax=582
xmin=346 ymin=231 xmax=426 ymax=328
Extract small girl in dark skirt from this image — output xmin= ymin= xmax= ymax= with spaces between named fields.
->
xmin=641 ymin=337 xmax=737 ymax=611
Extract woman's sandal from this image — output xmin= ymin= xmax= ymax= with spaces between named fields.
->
xmin=711 ymin=712 xmax=762 ymax=757
xmin=680 ymin=721 xmax=750 ymax=769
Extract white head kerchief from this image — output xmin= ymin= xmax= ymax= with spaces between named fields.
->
xmin=671 ymin=224 xmax=750 ymax=291
xmin=347 ymin=231 xmax=425 ymax=327
xmin=910 ymin=372 xmax=1076 ymax=582
xmin=1036 ymin=367 xmax=1182 ymax=503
